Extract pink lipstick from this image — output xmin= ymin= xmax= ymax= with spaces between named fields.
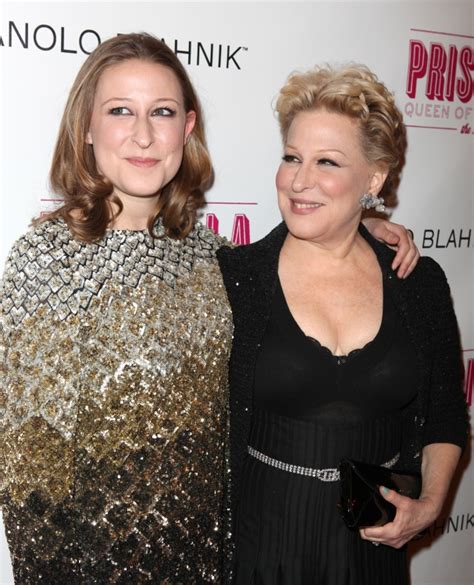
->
xmin=126 ymin=157 xmax=159 ymax=168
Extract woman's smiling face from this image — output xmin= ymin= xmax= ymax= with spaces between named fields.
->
xmin=276 ymin=109 xmax=387 ymax=244
xmin=86 ymin=58 xmax=196 ymax=205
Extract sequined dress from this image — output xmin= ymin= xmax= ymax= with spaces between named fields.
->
xmin=0 ymin=219 xmax=233 ymax=584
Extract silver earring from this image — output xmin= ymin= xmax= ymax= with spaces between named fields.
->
xmin=359 ymin=193 xmax=385 ymax=212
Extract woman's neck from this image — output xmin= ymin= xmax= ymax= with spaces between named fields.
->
xmin=283 ymin=224 xmax=365 ymax=268
xmin=109 ymin=193 xmax=160 ymax=231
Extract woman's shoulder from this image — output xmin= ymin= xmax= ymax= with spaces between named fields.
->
xmin=418 ymin=255 xmax=447 ymax=277
xmin=408 ymin=255 xmax=450 ymax=291
xmin=0 ymin=219 xmax=75 ymax=326
xmin=6 ymin=218 xmax=73 ymax=260
xmin=400 ymin=255 xmax=455 ymax=321
xmin=3 ymin=218 xmax=73 ymax=269
xmin=186 ymin=221 xmax=230 ymax=258
xmin=217 ymin=222 xmax=287 ymax=262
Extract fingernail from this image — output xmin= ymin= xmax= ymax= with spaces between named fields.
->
xmin=382 ymin=486 xmax=389 ymax=494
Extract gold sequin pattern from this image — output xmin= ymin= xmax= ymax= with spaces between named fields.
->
xmin=0 ymin=220 xmax=233 ymax=583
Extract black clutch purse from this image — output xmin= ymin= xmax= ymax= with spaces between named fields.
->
xmin=339 ymin=458 xmax=422 ymax=529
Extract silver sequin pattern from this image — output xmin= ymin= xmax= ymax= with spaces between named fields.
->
xmin=0 ymin=219 xmax=234 ymax=584
xmin=1 ymin=219 xmax=222 ymax=325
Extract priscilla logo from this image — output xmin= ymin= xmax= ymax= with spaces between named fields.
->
xmin=407 ymin=41 xmax=472 ymax=102
xmin=206 ymin=213 xmax=251 ymax=245
xmin=404 ymin=28 xmax=473 ymax=134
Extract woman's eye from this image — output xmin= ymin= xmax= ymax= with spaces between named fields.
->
xmin=152 ymin=107 xmax=176 ymax=117
xmin=282 ymin=154 xmax=300 ymax=163
xmin=318 ymin=158 xmax=339 ymax=167
xmin=109 ymin=107 xmax=132 ymax=115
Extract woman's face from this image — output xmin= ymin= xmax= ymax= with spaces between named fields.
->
xmin=276 ymin=109 xmax=386 ymax=244
xmin=86 ymin=59 xmax=195 ymax=205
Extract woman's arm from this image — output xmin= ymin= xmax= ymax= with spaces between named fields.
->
xmin=418 ymin=443 xmax=462 ymax=520
xmin=362 ymin=217 xmax=419 ymax=278
xmin=0 ymin=257 xmax=11 ymax=504
xmin=360 ymin=442 xmax=462 ymax=548
xmin=361 ymin=258 xmax=468 ymax=548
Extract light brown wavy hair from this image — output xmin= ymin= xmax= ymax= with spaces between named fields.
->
xmin=275 ymin=64 xmax=407 ymax=207
xmin=43 ymin=32 xmax=213 ymax=241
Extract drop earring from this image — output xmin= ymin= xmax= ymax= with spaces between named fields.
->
xmin=359 ymin=193 xmax=385 ymax=213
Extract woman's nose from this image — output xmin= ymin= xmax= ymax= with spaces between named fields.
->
xmin=291 ymin=164 xmax=315 ymax=192
xmin=132 ymin=117 xmax=154 ymax=149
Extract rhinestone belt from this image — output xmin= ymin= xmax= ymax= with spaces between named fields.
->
xmin=247 ymin=446 xmax=400 ymax=482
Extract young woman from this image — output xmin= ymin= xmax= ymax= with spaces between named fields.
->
xmin=0 ymin=33 xmax=233 ymax=584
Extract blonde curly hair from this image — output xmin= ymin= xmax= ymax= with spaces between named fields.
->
xmin=275 ymin=64 xmax=407 ymax=206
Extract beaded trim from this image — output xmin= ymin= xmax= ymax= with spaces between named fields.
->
xmin=247 ymin=446 xmax=400 ymax=482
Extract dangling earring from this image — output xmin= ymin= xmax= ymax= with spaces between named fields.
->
xmin=359 ymin=193 xmax=385 ymax=213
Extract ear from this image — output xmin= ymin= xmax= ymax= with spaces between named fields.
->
xmin=369 ymin=163 xmax=389 ymax=196
xmin=85 ymin=130 xmax=93 ymax=145
xmin=184 ymin=111 xmax=197 ymax=144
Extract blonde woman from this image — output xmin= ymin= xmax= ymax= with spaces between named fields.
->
xmin=218 ymin=64 xmax=468 ymax=584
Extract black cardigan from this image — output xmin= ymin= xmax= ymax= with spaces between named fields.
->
xmin=217 ymin=222 xmax=469 ymax=517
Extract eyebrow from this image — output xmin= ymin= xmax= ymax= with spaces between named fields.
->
xmin=285 ymin=144 xmax=347 ymax=157
xmin=100 ymin=97 xmax=181 ymax=107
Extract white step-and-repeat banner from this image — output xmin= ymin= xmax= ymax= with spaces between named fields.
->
xmin=1 ymin=1 xmax=472 ymax=583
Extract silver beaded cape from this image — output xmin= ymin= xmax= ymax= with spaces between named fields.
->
xmin=0 ymin=218 xmax=233 ymax=584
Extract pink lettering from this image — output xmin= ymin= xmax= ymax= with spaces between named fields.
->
xmin=465 ymin=358 xmax=473 ymax=407
xmin=204 ymin=211 xmax=253 ymax=244
xmin=445 ymin=45 xmax=458 ymax=101
xmin=206 ymin=212 xmax=219 ymax=234
xmin=457 ymin=46 xmax=474 ymax=104
xmin=406 ymin=40 xmax=473 ymax=102
xmin=426 ymin=43 xmax=447 ymax=100
xmin=231 ymin=214 xmax=251 ymax=245
xmin=407 ymin=40 xmax=428 ymax=98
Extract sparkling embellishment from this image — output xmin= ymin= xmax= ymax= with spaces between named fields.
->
xmin=1 ymin=219 xmax=233 ymax=583
xmin=248 ymin=446 xmax=400 ymax=481
xmin=359 ymin=193 xmax=386 ymax=213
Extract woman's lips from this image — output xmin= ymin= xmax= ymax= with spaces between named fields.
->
xmin=126 ymin=157 xmax=159 ymax=168
xmin=290 ymin=198 xmax=324 ymax=214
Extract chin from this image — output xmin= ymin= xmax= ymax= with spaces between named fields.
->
xmin=288 ymin=226 xmax=329 ymax=243
xmin=120 ymin=182 xmax=164 ymax=198
xmin=281 ymin=213 xmax=328 ymax=242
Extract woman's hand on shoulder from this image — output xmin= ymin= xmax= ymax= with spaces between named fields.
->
xmin=359 ymin=487 xmax=439 ymax=549
xmin=363 ymin=217 xmax=420 ymax=279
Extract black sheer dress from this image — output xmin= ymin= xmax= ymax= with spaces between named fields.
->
xmin=234 ymin=277 xmax=418 ymax=585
